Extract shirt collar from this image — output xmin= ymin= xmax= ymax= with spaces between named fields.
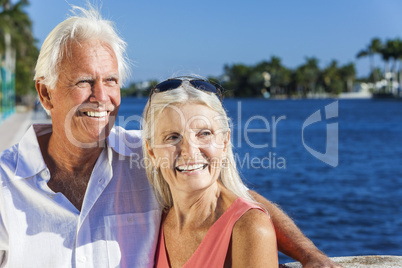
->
xmin=107 ymin=126 xmax=142 ymax=156
xmin=14 ymin=124 xmax=141 ymax=179
xmin=15 ymin=124 xmax=52 ymax=180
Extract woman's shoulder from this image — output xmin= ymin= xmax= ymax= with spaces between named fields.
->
xmin=230 ymin=201 xmax=278 ymax=267
xmin=229 ymin=196 xmax=275 ymax=246
xmin=233 ymin=204 xmax=273 ymax=236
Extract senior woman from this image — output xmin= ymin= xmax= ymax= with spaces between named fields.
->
xmin=142 ymin=76 xmax=278 ymax=267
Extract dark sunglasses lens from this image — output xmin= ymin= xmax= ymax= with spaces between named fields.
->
xmin=190 ymin=81 xmax=218 ymax=94
xmin=154 ymin=80 xmax=182 ymax=93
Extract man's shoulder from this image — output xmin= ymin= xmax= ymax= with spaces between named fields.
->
xmin=115 ymin=126 xmax=142 ymax=139
xmin=0 ymin=144 xmax=19 ymax=183
xmin=0 ymin=144 xmax=19 ymax=165
xmin=108 ymin=126 xmax=143 ymax=156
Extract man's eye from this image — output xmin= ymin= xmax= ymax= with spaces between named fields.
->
xmin=76 ymin=80 xmax=92 ymax=87
xmin=105 ymin=78 xmax=118 ymax=86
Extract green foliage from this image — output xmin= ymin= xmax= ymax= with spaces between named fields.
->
xmin=1 ymin=0 xmax=396 ymax=100
xmin=295 ymin=57 xmax=320 ymax=96
xmin=221 ymin=56 xmax=294 ymax=97
xmin=222 ymin=63 xmax=254 ymax=97
xmin=121 ymin=80 xmax=158 ymax=97
xmin=220 ymin=56 xmax=356 ymax=97
xmin=0 ymin=0 xmax=39 ymax=97
xmin=128 ymin=37 xmax=402 ymax=98
xmin=215 ymin=37 xmax=402 ymax=97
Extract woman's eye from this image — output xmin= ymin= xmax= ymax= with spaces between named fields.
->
xmin=165 ymin=134 xmax=182 ymax=143
xmin=199 ymin=130 xmax=212 ymax=137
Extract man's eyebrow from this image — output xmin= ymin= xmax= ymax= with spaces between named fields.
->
xmin=106 ymin=74 xmax=120 ymax=79
xmin=74 ymin=74 xmax=120 ymax=81
xmin=74 ymin=75 xmax=95 ymax=81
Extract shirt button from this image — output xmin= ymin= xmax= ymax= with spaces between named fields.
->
xmin=127 ymin=215 xmax=134 ymax=223
xmin=79 ymin=256 xmax=87 ymax=262
xmin=40 ymin=169 xmax=50 ymax=179
xmin=98 ymin=178 xmax=104 ymax=184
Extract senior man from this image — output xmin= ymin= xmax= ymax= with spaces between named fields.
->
xmin=0 ymin=6 xmax=341 ymax=268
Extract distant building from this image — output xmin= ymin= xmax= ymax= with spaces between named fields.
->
xmin=0 ymin=34 xmax=16 ymax=124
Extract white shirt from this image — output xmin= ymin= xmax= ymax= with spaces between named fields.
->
xmin=0 ymin=124 xmax=161 ymax=268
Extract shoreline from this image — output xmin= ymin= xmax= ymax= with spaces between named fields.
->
xmin=0 ymin=106 xmax=51 ymax=152
xmin=282 ymin=255 xmax=402 ymax=268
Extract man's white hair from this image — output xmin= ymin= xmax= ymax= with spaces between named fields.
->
xmin=34 ymin=4 xmax=129 ymax=89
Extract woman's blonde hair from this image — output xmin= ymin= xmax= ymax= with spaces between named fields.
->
xmin=141 ymin=78 xmax=253 ymax=209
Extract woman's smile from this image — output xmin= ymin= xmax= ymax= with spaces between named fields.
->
xmin=175 ymin=163 xmax=209 ymax=173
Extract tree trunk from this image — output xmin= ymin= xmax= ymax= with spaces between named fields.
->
xmin=399 ymin=59 xmax=402 ymax=97
xmin=385 ymin=61 xmax=390 ymax=93
xmin=369 ymin=54 xmax=378 ymax=83
xmin=3 ymin=0 xmax=11 ymax=11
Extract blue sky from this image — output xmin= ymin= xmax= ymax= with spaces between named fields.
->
xmin=26 ymin=0 xmax=402 ymax=84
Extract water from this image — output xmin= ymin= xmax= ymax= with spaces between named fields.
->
xmin=117 ymin=98 xmax=402 ymax=263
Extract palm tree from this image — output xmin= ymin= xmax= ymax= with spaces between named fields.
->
xmin=339 ymin=63 xmax=356 ymax=92
xmin=395 ymin=38 xmax=402 ymax=96
xmin=356 ymin=38 xmax=382 ymax=84
xmin=379 ymin=40 xmax=396 ymax=93
xmin=0 ymin=0 xmax=39 ymax=96
xmin=253 ymin=56 xmax=291 ymax=96
xmin=222 ymin=63 xmax=253 ymax=97
xmin=295 ymin=57 xmax=320 ymax=96
xmin=320 ymin=60 xmax=342 ymax=94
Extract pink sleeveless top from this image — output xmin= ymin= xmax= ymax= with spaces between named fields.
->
xmin=154 ymin=197 xmax=268 ymax=268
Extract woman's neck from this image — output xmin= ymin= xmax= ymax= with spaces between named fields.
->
xmin=169 ymin=182 xmax=224 ymax=231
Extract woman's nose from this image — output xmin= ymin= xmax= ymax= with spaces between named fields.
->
xmin=179 ymin=134 xmax=199 ymax=158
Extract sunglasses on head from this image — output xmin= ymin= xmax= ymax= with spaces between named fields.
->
xmin=150 ymin=77 xmax=223 ymax=102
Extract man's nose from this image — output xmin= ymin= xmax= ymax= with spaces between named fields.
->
xmin=90 ymin=81 xmax=108 ymax=103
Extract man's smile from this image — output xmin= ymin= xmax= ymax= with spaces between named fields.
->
xmin=83 ymin=111 xmax=109 ymax=118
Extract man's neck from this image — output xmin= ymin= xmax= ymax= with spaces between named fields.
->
xmin=42 ymin=131 xmax=104 ymax=174
xmin=37 ymin=131 xmax=106 ymax=211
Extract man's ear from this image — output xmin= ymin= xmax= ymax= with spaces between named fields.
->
xmin=36 ymin=80 xmax=53 ymax=110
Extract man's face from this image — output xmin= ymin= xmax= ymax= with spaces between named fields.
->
xmin=49 ymin=39 xmax=121 ymax=146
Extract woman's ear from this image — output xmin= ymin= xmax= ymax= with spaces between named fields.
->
xmin=145 ymin=140 xmax=157 ymax=166
xmin=36 ymin=80 xmax=53 ymax=110
xmin=223 ymin=130 xmax=231 ymax=153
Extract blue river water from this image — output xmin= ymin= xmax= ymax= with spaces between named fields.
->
xmin=116 ymin=97 xmax=402 ymax=263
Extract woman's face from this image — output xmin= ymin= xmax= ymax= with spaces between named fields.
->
xmin=147 ymin=103 xmax=229 ymax=195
